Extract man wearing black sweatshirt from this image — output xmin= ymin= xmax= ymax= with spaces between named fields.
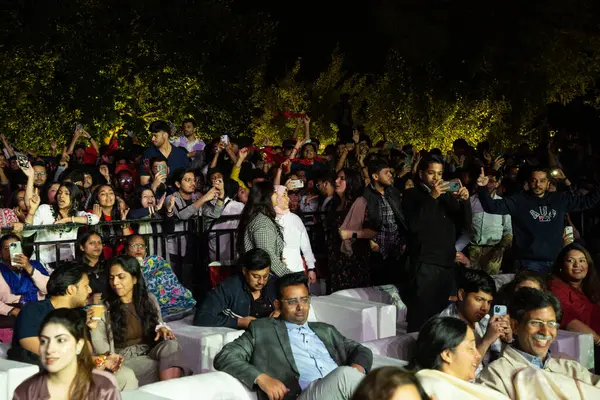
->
xmin=402 ymin=155 xmax=472 ymax=332
xmin=476 ymin=167 xmax=600 ymax=274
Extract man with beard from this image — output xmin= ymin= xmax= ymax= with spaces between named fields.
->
xmin=478 ymin=288 xmax=600 ymax=397
xmin=140 ymin=120 xmax=190 ymax=185
xmin=341 ymin=159 xmax=407 ymax=286
xmin=402 ymin=155 xmax=472 ymax=332
xmin=476 ymin=167 xmax=600 ymax=274
xmin=172 ymin=118 xmax=205 ymax=166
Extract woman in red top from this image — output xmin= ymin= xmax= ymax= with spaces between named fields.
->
xmin=88 ymin=184 xmax=132 ymax=259
xmin=548 ymin=243 xmax=600 ymax=355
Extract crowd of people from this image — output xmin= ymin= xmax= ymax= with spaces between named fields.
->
xmin=1 ymin=116 xmax=600 ymax=399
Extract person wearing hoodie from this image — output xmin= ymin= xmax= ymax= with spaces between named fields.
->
xmin=476 ymin=167 xmax=600 ymax=274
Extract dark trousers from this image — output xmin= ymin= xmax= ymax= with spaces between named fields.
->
xmin=404 ymin=261 xmax=455 ymax=333
xmin=371 ymin=252 xmax=405 ymax=287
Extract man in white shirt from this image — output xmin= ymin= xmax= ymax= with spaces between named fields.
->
xmin=456 ymin=168 xmax=512 ymax=274
xmin=172 ymin=118 xmax=205 ymax=163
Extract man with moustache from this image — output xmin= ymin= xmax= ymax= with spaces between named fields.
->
xmin=478 ymin=288 xmax=600 ymax=397
xmin=214 ymin=272 xmax=372 ymax=400
xmin=477 ymin=167 xmax=600 ymax=274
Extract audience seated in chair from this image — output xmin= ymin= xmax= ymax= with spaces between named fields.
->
xmin=8 ymin=262 xmax=138 ymax=391
xmin=194 ymin=248 xmax=277 ymax=329
xmin=214 ymin=272 xmax=372 ymax=400
xmin=438 ymin=268 xmax=512 ymax=375
xmin=409 ymin=317 xmax=509 ymax=400
xmin=91 ymin=255 xmax=190 ymax=386
xmin=477 ymin=288 xmax=600 ymax=398
xmin=0 ymin=233 xmax=49 ymax=330
xmin=126 ymin=234 xmax=196 ymax=319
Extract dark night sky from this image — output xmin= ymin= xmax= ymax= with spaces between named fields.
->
xmin=236 ymin=0 xmax=386 ymax=80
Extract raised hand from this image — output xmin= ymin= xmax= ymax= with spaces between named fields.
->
xmin=167 ymin=195 xmax=176 ymax=214
xmin=238 ymin=147 xmax=249 ymax=161
xmin=492 ymin=156 xmax=505 ymax=171
xmin=431 ymin=180 xmax=449 ymax=199
xmin=99 ymin=165 xmax=110 ymax=180
xmin=92 ymin=203 xmax=103 ymax=218
xmin=20 ymin=161 xmax=33 ymax=177
xmin=156 ymin=193 xmax=167 ymax=211
xmin=29 ymin=188 xmax=41 ymax=212
xmin=455 ymin=180 xmax=469 ymax=201
xmin=476 ymin=167 xmax=490 ymax=187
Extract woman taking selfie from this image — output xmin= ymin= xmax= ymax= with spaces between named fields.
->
xmin=13 ymin=308 xmax=120 ymax=400
xmin=91 ymin=255 xmax=189 ymax=386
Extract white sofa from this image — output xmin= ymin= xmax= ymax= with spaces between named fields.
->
xmin=171 ymin=297 xmax=383 ymax=374
xmin=126 ymin=356 xmax=408 ymax=400
xmin=0 ymin=359 xmax=39 ymax=400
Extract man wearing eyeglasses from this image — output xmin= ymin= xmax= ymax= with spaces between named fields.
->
xmin=478 ymin=288 xmax=600 ymax=397
xmin=214 ymin=272 xmax=372 ymax=400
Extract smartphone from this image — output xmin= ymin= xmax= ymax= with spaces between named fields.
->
xmin=405 ymin=154 xmax=413 ymax=166
xmin=447 ymin=181 xmax=461 ymax=193
xmin=16 ymin=154 xmax=29 ymax=169
xmin=305 ymin=139 xmax=311 ymax=144
xmin=551 ymin=169 xmax=559 ymax=177
xmin=220 ymin=135 xmax=229 ymax=145
xmin=156 ymin=164 xmax=167 ymax=183
xmin=493 ymin=305 xmax=507 ymax=316
xmin=9 ymin=241 xmax=23 ymax=267
xmin=564 ymin=226 xmax=574 ymax=236
xmin=75 ymin=123 xmax=84 ymax=132
xmin=289 ymin=179 xmax=304 ymax=190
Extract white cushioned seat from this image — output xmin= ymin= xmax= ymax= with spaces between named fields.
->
xmin=0 ymin=358 xmax=39 ymax=400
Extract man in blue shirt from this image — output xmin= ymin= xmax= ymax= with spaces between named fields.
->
xmin=215 ymin=272 xmax=372 ymax=400
xmin=139 ymin=120 xmax=190 ymax=185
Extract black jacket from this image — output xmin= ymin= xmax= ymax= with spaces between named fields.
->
xmin=478 ymin=186 xmax=600 ymax=262
xmin=193 ymin=274 xmax=276 ymax=328
xmin=402 ymin=183 xmax=472 ymax=267
xmin=362 ymin=184 xmax=407 ymax=232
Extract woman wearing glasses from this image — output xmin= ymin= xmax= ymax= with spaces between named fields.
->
xmin=126 ymin=235 xmax=195 ymax=319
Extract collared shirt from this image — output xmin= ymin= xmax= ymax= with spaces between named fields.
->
xmin=284 ymin=321 xmax=338 ymax=390
xmin=372 ymin=186 xmax=400 ymax=259
xmin=512 ymin=342 xmax=552 ymax=369
xmin=456 ymin=193 xmax=512 ymax=251
xmin=439 ymin=303 xmax=502 ymax=376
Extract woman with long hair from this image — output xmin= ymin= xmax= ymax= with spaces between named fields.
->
xmin=236 ymin=181 xmax=290 ymax=277
xmin=13 ymin=308 xmax=120 ymax=400
xmin=125 ymin=235 xmax=196 ymax=319
xmin=128 ymin=187 xmax=166 ymax=257
xmin=91 ymin=255 xmax=189 ymax=386
xmin=326 ymin=168 xmax=372 ymax=291
xmin=408 ymin=317 xmax=509 ymax=400
xmin=23 ymin=182 xmax=99 ymax=271
xmin=88 ymin=184 xmax=132 ymax=259
xmin=351 ymin=367 xmax=429 ymax=400
xmin=548 ymin=243 xmax=600 ymax=365
xmin=77 ymin=231 xmax=107 ymax=299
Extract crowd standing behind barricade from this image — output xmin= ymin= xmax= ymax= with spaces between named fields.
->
xmin=1 ymin=112 xmax=600 ymax=399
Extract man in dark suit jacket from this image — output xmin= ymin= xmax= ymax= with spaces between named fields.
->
xmin=214 ymin=272 xmax=373 ymax=400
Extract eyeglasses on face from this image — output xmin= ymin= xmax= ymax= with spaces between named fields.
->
xmin=527 ymin=319 xmax=559 ymax=330
xmin=281 ymin=296 xmax=311 ymax=306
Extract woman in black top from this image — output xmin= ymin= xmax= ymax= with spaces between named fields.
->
xmin=77 ymin=231 xmax=107 ymax=300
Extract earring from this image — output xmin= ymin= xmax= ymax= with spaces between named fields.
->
xmin=76 ymin=348 xmax=81 ymax=355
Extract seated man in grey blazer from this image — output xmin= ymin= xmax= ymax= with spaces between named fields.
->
xmin=214 ymin=272 xmax=372 ymax=400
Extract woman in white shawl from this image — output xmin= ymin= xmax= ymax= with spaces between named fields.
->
xmin=409 ymin=317 xmax=510 ymax=400
xmin=273 ymin=185 xmax=317 ymax=284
